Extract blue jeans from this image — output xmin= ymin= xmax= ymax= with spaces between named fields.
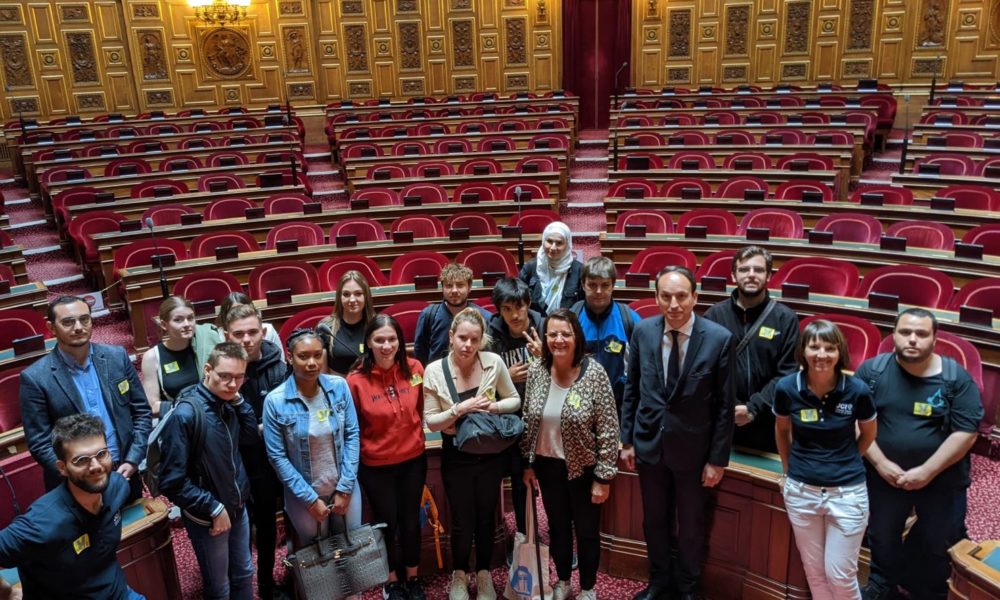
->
xmin=285 ymin=480 xmax=363 ymax=547
xmin=183 ymin=507 xmax=254 ymax=600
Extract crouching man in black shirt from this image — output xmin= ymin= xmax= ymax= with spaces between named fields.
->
xmin=858 ymin=308 xmax=983 ymax=600
xmin=0 ymin=414 xmax=145 ymax=599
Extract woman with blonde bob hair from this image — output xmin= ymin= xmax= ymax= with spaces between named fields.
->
xmin=423 ymin=307 xmax=520 ymax=600
xmin=774 ymin=319 xmax=877 ymax=600
xmin=318 ymin=270 xmax=376 ymax=375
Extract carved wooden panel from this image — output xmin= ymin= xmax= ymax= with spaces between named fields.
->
xmin=452 ymin=20 xmax=474 ymax=67
xmin=66 ymin=32 xmax=98 ymax=84
xmin=725 ymin=5 xmax=749 ymax=56
xmin=505 ymin=17 xmax=526 ymax=65
xmin=918 ymin=0 xmax=947 ymax=48
xmin=398 ymin=21 xmax=420 ymax=70
xmin=0 ymin=33 xmax=31 ymax=87
xmin=669 ymin=9 xmax=691 ymax=58
xmin=283 ymin=26 xmax=309 ymax=74
xmin=784 ymin=2 xmax=811 ymax=54
xmin=847 ymin=0 xmax=875 ymax=51
xmin=137 ymin=29 xmax=167 ymax=80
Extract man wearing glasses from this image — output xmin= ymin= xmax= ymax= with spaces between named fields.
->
xmin=157 ymin=342 xmax=258 ymax=600
xmin=0 ymin=414 xmax=146 ymax=599
xmin=20 ymin=295 xmax=152 ymax=501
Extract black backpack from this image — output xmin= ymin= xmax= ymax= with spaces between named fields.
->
xmin=141 ymin=396 xmax=206 ymax=497
xmin=864 ymin=353 xmax=959 ymax=431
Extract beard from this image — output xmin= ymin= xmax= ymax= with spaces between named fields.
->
xmin=68 ymin=469 xmax=110 ymax=494
xmin=896 ymin=347 xmax=933 ymax=363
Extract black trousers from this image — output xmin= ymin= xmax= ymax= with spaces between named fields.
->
xmin=533 ymin=456 xmax=602 ymax=591
xmin=358 ymin=453 xmax=428 ymax=581
xmin=508 ymin=444 xmax=528 ymax=535
xmin=241 ymin=444 xmax=283 ymax=592
xmin=441 ymin=446 xmax=507 ymax=573
xmin=636 ymin=460 xmax=706 ymax=593
xmin=866 ymin=472 xmax=968 ymax=600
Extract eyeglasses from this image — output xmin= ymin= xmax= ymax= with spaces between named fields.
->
xmin=545 ymin=331 xmax=575 ymax=340
xmin=69 ymin=447 xmax=111 ymax=467
xmin=57 ymin=315 xmax=92 ymax=328
xmin=212 ymin=371 xmax=246 ymax=384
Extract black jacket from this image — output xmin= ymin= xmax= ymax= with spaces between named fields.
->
xmin=485 ymin=309 xmax=544 ymax=401
xmin=158 ymin=383 xmax=258 ymax=523
xmin=238 ymin=340 xmax=287 ymax=447
xmin=518 ymin=259 xmax=585 ymax=316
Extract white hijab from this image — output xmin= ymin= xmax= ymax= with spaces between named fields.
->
xmin=535 ymin=221 xmax=574 ymax=314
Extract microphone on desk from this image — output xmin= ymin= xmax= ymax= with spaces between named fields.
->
xmin=614 ymin=62 xmax=629 ymax=109
xmin=146 ymin=217 xmax=170 ymax=299
xmin=514 ymin=185 xmax=525 ymax=269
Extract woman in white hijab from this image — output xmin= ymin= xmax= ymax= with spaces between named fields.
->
xmin=518 ymin=221 xmax=584 ymax=316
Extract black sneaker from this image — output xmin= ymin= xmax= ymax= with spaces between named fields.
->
xmin=383 ymin=581 xmax=409 ymax=600
xmin=406 ymin=578 xmax=427 ymax=600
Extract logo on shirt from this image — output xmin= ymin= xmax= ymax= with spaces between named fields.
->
xmin=925 ymin=388 xmax=945 ymax=409
xmin=113 ymin=510 xmax=122 ymax=526
xmin=835 ymin=403 xmax=853 ymax=416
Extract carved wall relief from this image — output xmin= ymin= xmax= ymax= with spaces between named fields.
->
xmin=398 ymin=22 xmax=421 ymax=69
xmin=397 ymin=0 xmax=417 ymax=12
xmin=278 ymin=2 xmax=303 ymax=16
xmin=454 ymin=76 xmax=475 ymax=91
xmin=0 ymin=33 xmax=31 ymax=87
xmin=348 ymin=81 xmax=371 ymax=97
xmin=283 ymin=26 xmax=309 ymax=73
xmin=785 ymin=2 xmax=811 ymax=53
xmin=782 ymin=63 xmax=807 ymax=78
xmin=725 ymin=5 xmax=749 ymax=56
xmin=132 ymin=4 xmax=159 ymax=18
xmin=145 ymin=89 xmax=172 ymax=105
xmin=452 ymin=20 xmax=474 ymax=66
xmin=723 ymin=65 xmax=747 ymax=80
xmin=506 ymin=73 xmax=527 ymax=88
xmin=344 ymin=24 xmax=368 ymax=72
xmin=138 ymin=30 xmax=168 ymax=80
xmin=847 ymin=0 xmax=874 ymax=50
xmin=0 ymin=6 xmax=22 ymax=23
xmin=287 ymin=82 xmax=313 ymax=97
xmin=341 ymin=1 xmax=362 ymax=15
xmin=506 ymin=18 xmax=526 ymax=64
xmin=401 ymin=78 xmax=423 ymax=94
xmin=9 ymin=98 xmax=38 ymax=113
xmin=61 ymin=5 xmax=88 ymax=22
xmin=669 ymin=9 xmax=691 ymax=57
xmin=201 ymin=27 xmax=252 ymax=79
xmin=77 ymin=93 xmax=105 ymax=110
xmin=919 ymin=0 xmax=947 ymax=46
xmin=66 ymin=32 xmax=98 ymax=84
xmin=667 ymin=66 xmax=689 ymax=82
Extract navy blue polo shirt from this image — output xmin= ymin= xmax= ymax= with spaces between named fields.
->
xmin=0 ymin=472 xmax=132 ymax=599
xmin=773 ymin=372 xmax=877 ymax=486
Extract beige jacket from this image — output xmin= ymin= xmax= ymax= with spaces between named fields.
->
xmin=423 ymin=351 xmax=521 ymax=435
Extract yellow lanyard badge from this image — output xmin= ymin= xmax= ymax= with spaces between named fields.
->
xmin=799 ymin=408 xmax=819 ymax=422
xmin=913 ymin=402 xmax=933 ymax=417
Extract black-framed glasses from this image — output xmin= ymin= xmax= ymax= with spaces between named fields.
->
xmin=69 ymin=447 xmax=111 ymax=467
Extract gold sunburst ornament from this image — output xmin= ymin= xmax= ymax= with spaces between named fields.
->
xmin=189 ymin=0 xmax=249 ymax=26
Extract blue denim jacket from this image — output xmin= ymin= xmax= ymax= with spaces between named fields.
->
xmin=262 ymin=374 xmax=360 ymax=505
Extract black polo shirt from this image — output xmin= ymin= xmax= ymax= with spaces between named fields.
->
xmin=856 ymin=357 xmax=983 ymax=488
xmin=0 ymin=472 xmax=131 ymax=599
xmin=773 ymin=372 xmax=877 ymax=486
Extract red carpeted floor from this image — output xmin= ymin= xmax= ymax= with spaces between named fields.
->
xmin=4 ymin=128 xmax=999 ymax=599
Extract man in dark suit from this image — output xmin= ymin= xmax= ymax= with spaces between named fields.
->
xmin=620 ymin=267 xmax=736 ymax=600
xmin=19 ymin=295 xmax=152 ymax=501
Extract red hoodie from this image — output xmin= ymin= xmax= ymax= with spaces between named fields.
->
xmin=347 ymin=357 xmax=426 ymax=466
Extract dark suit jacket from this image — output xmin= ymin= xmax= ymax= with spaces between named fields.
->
xmin=19 ymin=343 xmax=153 ymax=490
xmin=621 ymin=314 xmax=736 ymax=470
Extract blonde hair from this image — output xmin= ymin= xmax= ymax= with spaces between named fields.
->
xmin=449 ymin=306 xmax=491 ymax=347
xmin=155 ymin=296 xmax=194 ymax=335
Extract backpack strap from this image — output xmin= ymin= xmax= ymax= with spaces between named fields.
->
xmin=617 ymin=302 xmax=635 ymax=340
xmin=734 ymin=300 xmax=777 ymax=357
xmin=440 ymin=355 xmax=461 ymax=405
xmin=864 ymin=352 xmax=894 ymax=394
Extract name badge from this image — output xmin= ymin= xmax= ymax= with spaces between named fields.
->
xmin=73 ymin=534 xmax=90 ymax=554
xmin=800 ymin=409 xmax=819 ymax=422
xmin=316 ymin=408 xmax=330 ymax=423
xmin=606 ymin=340 xmax=623 ymax=354
xmin=483 ymin=387 xmax=495 ymax=401
xmin=409 ymin=373 xmax=423 ymax=386
xmin=913 ymin=402 xmax=933 ymax=417
xmin=567 ymin=391 xmax=581 ymax=408
xmin=358 ymin=343 xmax=365 ymax=354
xmin=117 ymin=380 xmax=129 ymax=395
xmin=162 ymin=361 xmax=180 ymax=374
xmin=758 ymin=327 xmax=776 ymax=340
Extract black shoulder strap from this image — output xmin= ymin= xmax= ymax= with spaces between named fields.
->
xmin=940 ymin=356 xmax=958 ymax=402
xmin=617 ymin=302 xmax=635 ymax=339
xmin=440 ymin=356 xmax=461 ymax=405
xmin=569 ymin=300 xmax=585 ymax=315
xmin=177 ymin=397 xmax=207 ymax=459
xmin=865 ymin=352 xmax=895 ymax=393
xmin=734 ymin=300 xmax=777 ymax=357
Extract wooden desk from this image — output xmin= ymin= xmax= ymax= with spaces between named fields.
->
xmin=913 ymin=123 xmax=1000 ymax=144
xmin=93 ymin=199 xmax=551 ymax=286
xmin=341 ymin=147 xmax=568 ymax=181
xmin=326 ymin=94 xmax=578 ymax=118
xmin=948 ymin=539 xmax=1000 ymax=600
xmin=0 ymin=282 xmax=49 ymax=313
xmin=350 ymin=171 xmax=565 ymax=202
xmin=889 ymin=172 xmax=1000 ymax=198
xmin=0 ymin=337 xmax=57 ymax=374
xmin=905 ymin=145 xmax=1000 ymax=172
xmin=329 ymin=110 xmax=578 ymax=145
xmin=600 ymin=232 xmax=1000 ymax=289
xmin=611 ymin=105 xmax=878 ymax=121
xmin=608 ymin=168 xmax=843 ymax=200
xmin=335 ymin=127 xmax=576 ymax=160
xmin=121 ymin=235 xmax=539 ymax=351
xmin=613 ymin=89 xmax=894 ymax=104
xmin=602 ymin=196 xmax=1000 ymax=238
xmin=0 ymin=246 xmax=30 ymax=284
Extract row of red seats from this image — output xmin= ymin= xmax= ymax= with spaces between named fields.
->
xmin=17 ymin=116 xmax=304 ymax=143
xmin=328 ymin=103 xmax=573 ymax=124
xmin=622 ymin=129 xmax=854 ymax=147
xmin=609 ymin=177 xmax=1000 ymax=211
xmin=930 ymin=96 xmax=1000 ymax=107
xmin=32 ymin=133 xmax=298 ymax=162
xmin=915 ymin=153 xmax=1000 ymax=177
xmin=622 ymin=247 xmax=997 ymax=315
xmin=619 ymin=110 xmax=875 ymax=130
xmin=617 ymin=151 xmax=835 ymax=172
xmin=41 ymin=150 xmax=304 ymax=183
xmin=350 ymin=181 xmax=550 ymax=205
xmin=3 ymin=105 xmax=292 ymax=129
xmin=614 ymin=207 xmax=999 ymax=254
xmin=361 ymin=156 xmax=559 ymax=180
xmin=622 ymin=82 xmax=892 ymax=96
xmin=340 ymin=135 xmax=567 ymax=158
xmin=918 ymin=131 xmax=1000 ymax=149
xmin=919 ymin=110 xmax=1000 ymax=126
xmin=337 ymin=118 xmax=569 ymax=139
xmin=328 ymin=91 xmax=574 ymax=109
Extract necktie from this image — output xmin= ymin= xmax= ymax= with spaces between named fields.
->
xmin=666 ymin=330 xmax=680 ymax=394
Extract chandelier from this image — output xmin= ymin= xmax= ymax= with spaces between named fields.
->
xmin=189 ymin=0 xmax=250 ymax=26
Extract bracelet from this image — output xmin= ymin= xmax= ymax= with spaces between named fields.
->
xmin=449 ymin=404 xmax=459 ymax=419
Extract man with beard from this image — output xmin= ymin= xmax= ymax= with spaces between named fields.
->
xmin=413 ymin=262 xmax=491 ymax=365
xmin=0 ymin=414 xmax=145 ymax=599
xmin=704 ymin=246 xmax=798 ymax=452
xmin=858 ymin=309 xmax=983 ymax=600
xmin=20 ymin=296 xmax=152 ymax=500
xmin=223 ymin=304 xmax=288 ymax=599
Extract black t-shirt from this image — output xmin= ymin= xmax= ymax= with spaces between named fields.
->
xmin=328 ymin=319 xmax=366 ymax=375
xmin=157 ymin=342 xmax=199 ymax=401
xmin=773 ymin=372 xmax=877 ymax=486
xmin=855 ymin=357 xmax=983 ymax=487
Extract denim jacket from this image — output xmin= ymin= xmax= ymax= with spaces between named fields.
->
xmin=262 ymin=374 xmax=360 ymax=506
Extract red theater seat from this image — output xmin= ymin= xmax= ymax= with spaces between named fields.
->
xmin=384 ymin=300 xmax=428 ymax=343
xmin=444 ymin=213 xmax=499 ymax=236
xmin=264 ymin=193 xmax=309 ymax=215
xmin=248 ymin=260 xmax=320 ymax=300
xmin=936 ymin=185 xmax=1000 ymax=212
xmin=856 ymin=265 xmax=954 ymax=308
xmin=738 ymin=208 xmax=804 ymax=239
xmin=400 ymin=183 xmax=449 ymax=205
xmin=800 ymin=314 xmax=881 ymax=371
xmin=661 ymin=178 xmax=711 ymax=199
xmin=609 ymin=178 xmax=658 ymax=198
xmin=768 ymin=257 xmax=859 ymax=296
xmin=205 ymin=198 xmax=258 ymax=220
xmin=330 ymin=218 xmax=387 ymax=243
xmin=716 ymin=176 xmax=769 ymax=199
xmin=948 ymin=278 xmax=1000 ymax=319
xmin=456 ymin=246 xmax=518 ymax=277
xmin=390 ymin=215 xmax=446 ymax=239
xmin=627 ymin=248 xmax=697 ymax=278
xmin=0 ymin=309 xmax=50 ymax=351
xmin=775 ymin=180 xmax=834 ymax=202
xmin=848 ymin=185 xmax=913 ymax=206
xmin=265 ymin=221 xmax=325 ymax=249
xmin=696 ymin=250 xmax=736 ymax=284
xmin=812 ymin=213 xmax=883 ymax=244
xmin=318 ymin=255 xmax=388 ymax=289
xmin=279 ymin=307 xmax=335 ymax=346
xmin=508 ymin=209 xmax=559 ymax=234
xmin=962 ymin=224 xmax=1000 ymax=256
xmin=389 ymin=251 xmax=450 ymax=285
xmin=189 ymin=231 xmax=259 ymax=258
xmin=677 ymin=209 xmax=737 ymax=236
xmin=142 ymin=204 xmax=194 ymax=227
xmin=614 ymin=210 xmax=674 ymax=235
xmin=173 ymin=271 xmax=242 ymax=307
xmin=885 ymin=221 xmax=954 ymax=250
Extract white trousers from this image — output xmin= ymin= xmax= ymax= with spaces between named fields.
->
xmin=783 ymin=477 xmax=869 ymax=600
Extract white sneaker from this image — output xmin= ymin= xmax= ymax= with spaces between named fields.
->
xmin=553 ymin=580 xmax=572 ymax=600
xmin=476 ymin=570 xmax=496 ymax=600
xmin=449 ymin=570 xmax=471 ymax=600
xmin=578 ymin=589 xmax=597 ymax=600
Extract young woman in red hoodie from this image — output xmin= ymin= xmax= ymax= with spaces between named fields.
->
xmin=347 ymin=314 xmax=427 ymax=600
